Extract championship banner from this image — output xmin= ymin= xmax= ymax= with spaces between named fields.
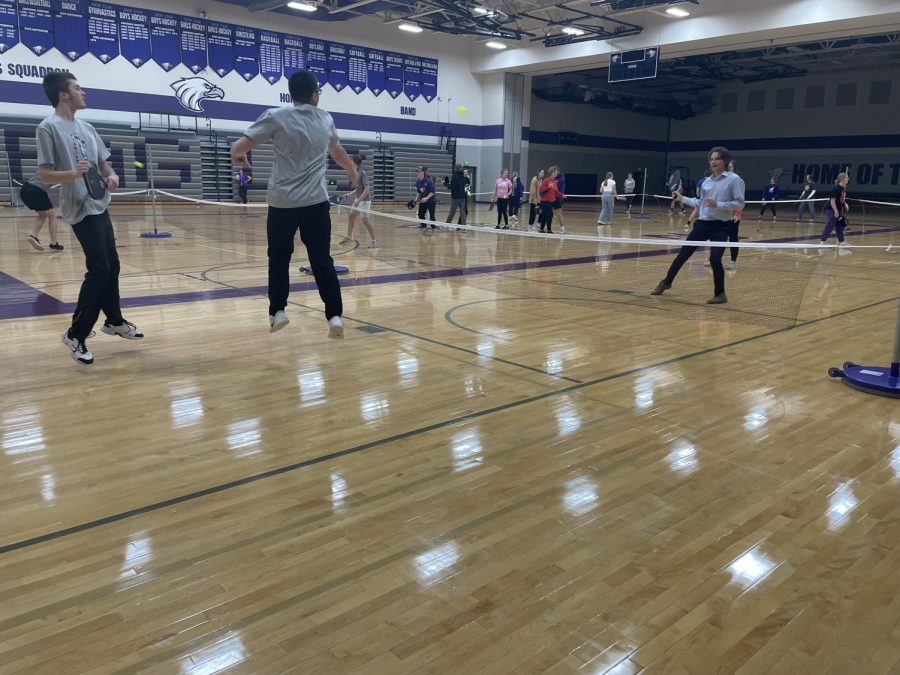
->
xmin=233 ymin=25 xmax=258 ymax=81
xmin=385 ymin=51 xmax=403 ymax=99
xmin=347 ymin=45 xmax=366 ymax=94
xmin=18 ymin=0 xmax=53 ymax=56
xmin=0 ymin=0 xmax=19 ymax=53
xmin=421 ymin=57 xmax=437 ymax=103
xmin=306 ymin=37 xmax=326 ymax=85
xmin=87 ymin=1 xmax=118 ymax=63
xmin=326 ymin=40 xmax=347 ymax=92
xmin=52 ymin=0 xmax=87 ymax=62
xmin=149 ymin=10 xmax=179 ymax=72
xmin=365 ymin=47 xmax=385 ymax=96
xmin=281 ymin=33 xmax=305 ymax=79
xmin=117 ymin=5 xmax=149 ymax=68
xmin=206 ymin=20 xmax=233 ymax=77
xmin=178 ymin=16 xmax=206 ymax=74
xmin=402 ymin=54 xmax=420 ymax=102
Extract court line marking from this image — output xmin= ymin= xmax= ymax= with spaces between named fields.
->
xmin=2 ymin=291 xmax=898 ymax=558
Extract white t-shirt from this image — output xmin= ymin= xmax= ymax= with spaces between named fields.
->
xmin=601 ymin=179 xmax=616 ymax=193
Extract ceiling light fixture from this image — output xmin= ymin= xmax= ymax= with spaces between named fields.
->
xmin=562 ymin=27 xmax=585 ymax=36
xmin=485 ymin=41 xmax=507 ymax=50
xmin=398 ymin=23 xmax=423 ymax=33
xmin=287 ymin=1 xmax=317 ymax=11
xmin=665 ymin=7 xmax=690 ymax=18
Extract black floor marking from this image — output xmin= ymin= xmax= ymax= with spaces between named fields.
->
xmin=2 ymin=292 xmax=898 ymax=557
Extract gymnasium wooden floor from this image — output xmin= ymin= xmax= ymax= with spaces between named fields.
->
xmin=2 ymin=197 xmax=900 ymax=674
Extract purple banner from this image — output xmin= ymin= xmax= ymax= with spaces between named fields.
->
xmin=117 ymin=5 xmax=150 ymax=68
xmin=327 ymin=41 xmax=347 ymax=91
xmin=178 ymin=16 xmax=206 ymax=73
xmin=18 ymin=0 xmax=53 ymax=56
xmin=306 ymin=37 xmax=326 ymax=85
xmin=87 ymin=1 xmax=118 ymax=63
xmin=386 ymin=51 xmax=403 ymax=99
xmin=149 ymin=11 xmax=179 ymax=71
xmin=52 ymin=0 xmax=87 ymax=62
xmin=206 ymin=21 xmax=233 ymax=77
xmin=421 ymin=57 xmax=437 ymax=102
xmin=281 ymin=33 xmax=305 ymax=79
xmin=233 ymin=25 xmax=258 ymax=81
xmin=259 ymin=30 xmax=281 ymax=84
xmin=0 ymin=0 xmax=18 ymax=54
xmin=366 ymin=47 xmax=385 ymax=96
xmin=347 ymin=45 xmax=366 ymax=94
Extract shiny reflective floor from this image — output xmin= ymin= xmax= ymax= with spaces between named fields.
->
xmin=2 ymin=199 xmax=900 ymax=673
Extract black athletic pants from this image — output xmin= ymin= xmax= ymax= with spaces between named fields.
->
xmin=539 ymin=202 xmax=554 ymax=231
xmin=728 ymin=220 xmax=741 ymax=262
xmin=238 ymin=185 xmax=248 ymax=204
xmin=69 ymin=211 xmax=124 ymax=341
xmin=496 ymin=197 xmax=509 ymax=226
xmin=418 ymin=199 xmax=436 ymax=227
xmin=267 ymin=201 xmax=342 ymax=319
xmin=662 ymin=219 xmax=730 ymax=295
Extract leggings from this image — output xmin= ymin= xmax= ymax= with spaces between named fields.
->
xmin=759 ymin=202 xmax=777 ymax=217
xmin=496 ymin=198 xmax=509 ymax=226
xmin=728 ymin=220 xmax=740 ymax=262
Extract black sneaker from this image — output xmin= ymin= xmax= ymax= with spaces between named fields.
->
xmin=27 ymin=234 xmax=43 ymax=251
xmin=707 ymin=293 xmax=728 ymax=304
xmin=650 ymin=280 xmax=671 ymax=295
xmin=48 ymin=242 xmax=64 ymax=252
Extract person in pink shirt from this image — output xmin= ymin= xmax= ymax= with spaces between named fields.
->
xmin=492 ymin=168 xmax=513 ymax=229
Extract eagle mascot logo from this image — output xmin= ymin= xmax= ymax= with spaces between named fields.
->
xmin=170 ymin=77 xmax=225 ymax=113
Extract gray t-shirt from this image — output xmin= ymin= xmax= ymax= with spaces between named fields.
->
xmin=36 ymin=114 xmax=111 ymax=224
xmin=25 ymin=172 xmax=49 ymax=192
xmin=355 ymin=169 xmax=368 ymax=200
xmin=244 ymin=103 xmax=339 ymax=208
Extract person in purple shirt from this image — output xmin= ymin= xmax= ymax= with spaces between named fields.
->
xmin=234 ymin=167 xmax=252 ymax=204
xmin=758 ymin=177 xmax=780 ymax=221
xmin=415 ymin=166 xmax=436 ymax=230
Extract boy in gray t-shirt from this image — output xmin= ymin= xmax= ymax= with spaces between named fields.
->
xmin=231 ymin=70 xmax=357 ymax=338
xmin=37 ymin=72 xmax=144 ymax=365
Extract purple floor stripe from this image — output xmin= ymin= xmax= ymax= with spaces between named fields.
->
xmin=0 ymin=225 xmax=895 ymax=321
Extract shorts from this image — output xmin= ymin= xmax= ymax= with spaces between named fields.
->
xmin=20 ymin=182 xmax=53 ymax=212
xmin=357 ymin=200 xmax=372 ymax=212
xmin=553 ymin=198 xmax=563 ymax=210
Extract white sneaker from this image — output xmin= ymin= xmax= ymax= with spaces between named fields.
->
xmin=704 ymin=260 xmax=711 ymax=267
xmin=368 ymin=239 xmax=379 ymax=248
xmin=328 ymin=316 xmax=344 ymax=339
xmin=726 ymin=260 xmax=736 ymax=270
xmin=339 ymin=236 xmax=353 ymax=245
xmin=269 ymin=310 xmax=289 ymax=333
xmin=100 ymin=320 xmax=144 ymax=340
xmin=62 ymin=331 xmax=93 ymax=365
xmin=27 ymin=234 xmax=44 ymax=251
xmin=559 ymin=226 xmax=566 ymax=234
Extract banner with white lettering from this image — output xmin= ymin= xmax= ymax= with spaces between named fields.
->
xmin=233 ymin=25 xmax=258 ymax=81
xmin=347 ymin=45 xmax=366 ymax=94
xmin=87 ymin=1 xmax=118 ymax=63
xmin=306 ymin=37 xmax=326 ymax=85
xmin=421 ymin=57 xmax=437 ymax=102
xmin=281 ymin=33 xmax=305 ymax=79
xmin=366 ymin=47 xmax=385 ymax=96
xmin=402 ymin=54 xmax=420 ymax=102
xmin=18 ymin=0 xmax=53 ymax=56
xmin=259 ymin=29 xmax=281 ymax=83
xmin=51 ymin=0 xmax=87 ymax=62
xmin=178 ymin=16 xmax=206 ymax=73
xmin=117 ymin=5 xmax=149 ymax=68
xmin=327 ymin=41 xmax=347 ymax=91
xmin=385 ymin=51 xmax=403 ymax=99
xmin=149 ymin=10 xmax=179 ymax=71
xmin=0 ymin=0 xmax=18 ymax=53
xmin=206 ymin=20 xmax=233 ymax=76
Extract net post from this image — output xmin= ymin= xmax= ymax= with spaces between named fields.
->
xmin=140 ymin=144 xmax=172 ymax=239
xmin=891 ymin=296 xmax=900 ymax=378
xmin=831 ymin=297 xmax=900 ymax=396
xmin=632 ymin=167 xmax=650 ymax=220
xmin=4 ymin=157 xmax=24 ymax=209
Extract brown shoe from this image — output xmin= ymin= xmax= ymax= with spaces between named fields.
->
xmin=650 ymin=280 xmax=671 ymax=295
xmin=707 ymin=293 xmax=727 ymax=304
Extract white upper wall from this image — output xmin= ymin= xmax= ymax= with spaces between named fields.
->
xmin=472 ymin=0 xmax=900 ymax=77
